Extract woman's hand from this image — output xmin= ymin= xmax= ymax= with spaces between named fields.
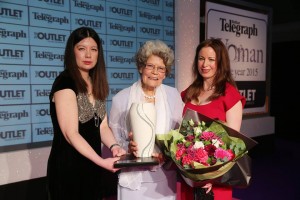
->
xmin=100 ymin=157 xmax=122 ymax=173
xmin=128 ymin=131 xmax=138 ymax=156
xmin=151 ymin=152 xmax=165 ymax=164
xmin=202 ymin=183 xmax=212 ymax=193
xmin=111 ymin=145 xmax=126 ymax=157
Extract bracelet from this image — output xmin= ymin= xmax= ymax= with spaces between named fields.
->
xmin=109 ymin=143 xmax=120 ymax=151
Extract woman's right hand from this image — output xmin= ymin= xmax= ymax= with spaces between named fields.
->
xmin=128 ymin=131 xmax=138 ymax=157
xmin=202 ymin=183 xmax=213 ymax=193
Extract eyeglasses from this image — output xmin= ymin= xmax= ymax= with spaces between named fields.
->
xmin=145 ymin=64 xmax=166 ymax=73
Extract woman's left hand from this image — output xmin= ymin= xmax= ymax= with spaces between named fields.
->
xmin=151 ymin=152 xmax=165 ymax=164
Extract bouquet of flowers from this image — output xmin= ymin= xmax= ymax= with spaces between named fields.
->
xmin=156 ymin=108 xmax=257 ymax=188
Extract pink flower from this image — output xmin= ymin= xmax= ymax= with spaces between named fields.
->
xmin=186 ymin=134 xmax=195 ymax=141
xmin=204 ymin=144 xmax=216 ymax=156
xmin=193 ymin=148 xmax=209 ymax=166
xmin=175 ymin=144 xmax=186 ymax=160
xmin=200 ymin=131 xmax=217 ymax=140
xmin=214 ymin=148 xmax=235 ymax=161
xmin=182 ymin=154 xmax=193 ymax=166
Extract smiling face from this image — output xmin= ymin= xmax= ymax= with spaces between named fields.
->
xmin=74 ymin=37 xmax=98 ymax=74
xmin=197 ymin=46 xmax=217 ymax=81
xmin=139 ymin=55 xmax=166 ymax=92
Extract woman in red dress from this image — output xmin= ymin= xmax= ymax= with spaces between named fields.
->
xmin=179 ymin=38 xmax=246 ymax=200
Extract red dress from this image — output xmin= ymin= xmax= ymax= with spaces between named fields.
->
xmin=178 ymin=83 xmax=246 ymax=200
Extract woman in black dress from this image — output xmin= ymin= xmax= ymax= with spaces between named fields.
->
xmin=47 ymin=27 xmax=125 ymax=200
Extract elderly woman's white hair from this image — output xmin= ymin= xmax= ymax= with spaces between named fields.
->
xmin=135 ymin=40 xmax=174 ymax=76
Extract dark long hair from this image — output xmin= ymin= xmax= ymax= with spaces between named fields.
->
xmin=64 ymin=26 xmax=108 ymax=100
xmin=183 ymin=38 xmax=237 ymax=103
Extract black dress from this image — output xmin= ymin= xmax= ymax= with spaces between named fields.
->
xmin=47 ymin=71 xmax=106 ymax=200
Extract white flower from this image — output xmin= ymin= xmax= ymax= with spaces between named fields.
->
xmin=188 ymin=119 xmax=194 ymax=126
xmin=193 ymin=126 xmax=202 ymax=135
xmin=201 ymin=121 xmax=206 ymax=126
xmin=212 ymin=139 xmax=221 ymax=147
xmin=193 ymin=141 xmax=205 ymax=149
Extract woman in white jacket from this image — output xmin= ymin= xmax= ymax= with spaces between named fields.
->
xmin=109 ymin=40 xmax=183 ymax=200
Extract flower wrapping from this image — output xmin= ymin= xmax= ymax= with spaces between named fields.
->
xmin=156 ymin=108 xmax=258 ymax=188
